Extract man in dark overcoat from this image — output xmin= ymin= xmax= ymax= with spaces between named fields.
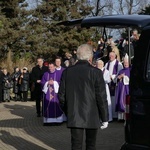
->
xmin=31 ymin=58 xmax=48 ymax=117
xmin=58 ymin=44 xmax=109 ymax=150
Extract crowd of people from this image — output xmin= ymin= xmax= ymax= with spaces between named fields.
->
xmin=0 ymin=29 xmax=139 ymax=121
xmin=61 ymin=29 xmax=139 ymax=121
xmin=0 ymin=66 xmax=30 ymax=103
xmin=0 ymin=29 xmax=140 ymax=149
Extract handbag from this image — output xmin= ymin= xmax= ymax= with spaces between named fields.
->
xmin=5 ymin=82 xmax=12 ymax=89
xmin=31 ymin=82 xmax=35 ymax=92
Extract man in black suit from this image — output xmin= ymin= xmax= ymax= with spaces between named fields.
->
xmin=31 ymin=58 xmax=48 ymax=117
xmin=58 ymin=44 xmax=109 ymax=150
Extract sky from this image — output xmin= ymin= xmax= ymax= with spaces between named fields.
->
xmin=25 ymin=0 xmax=42 ymax=10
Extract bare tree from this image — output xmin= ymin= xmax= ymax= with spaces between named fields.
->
xmin=113 ymin=0 xmax=149 ymax=14
xmin=91 ymin=0 xmax=113 ymax=16
xmin=107 ymin=0 xmax=149 ymax=37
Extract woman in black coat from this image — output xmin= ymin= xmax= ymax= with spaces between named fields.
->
xmin=11 ymin=67 xmax=21 ymax=101
xmin=20 ymin=67 xmax=29 ymax=102
xmin=2 ymin=68 xmax=12 ymax=102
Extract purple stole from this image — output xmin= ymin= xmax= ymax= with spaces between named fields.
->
xmin=102 ymin=68 xmax=105 ymax=74
xmin=107 ymin=60 xmax=119 ymax=96
xmin=107 ymin=60 xmax=119 ymax=75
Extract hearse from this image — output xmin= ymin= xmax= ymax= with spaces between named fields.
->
xmin=58 ymin=14 xmax=150 ymax=150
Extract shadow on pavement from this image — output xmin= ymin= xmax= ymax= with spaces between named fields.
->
xmin=0 ymin=103 xmax=124 ymax=150
xmin=0 ymin=103 xmax=71 ymax=150
xmin=0 ymin=130 xmax=47 ymax=150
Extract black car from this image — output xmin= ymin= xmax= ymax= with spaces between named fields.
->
xmin=58 ymin=14 xmax=150 ymax=150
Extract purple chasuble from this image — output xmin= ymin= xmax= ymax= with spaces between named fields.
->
xmin=115 ymin=67 xmax=130 ymax=112
xmin=41 ymin=70 xmax=63 ymax=118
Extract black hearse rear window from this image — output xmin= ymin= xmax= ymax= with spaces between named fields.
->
xmin=146 ymin=40 xmax=150 ymax=80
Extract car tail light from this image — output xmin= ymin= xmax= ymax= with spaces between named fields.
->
xmin=125 ymin=95 xmax=130 ymax=120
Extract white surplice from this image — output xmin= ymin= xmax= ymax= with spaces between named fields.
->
xmin=105 ymin=59 xmax=123 ymax=119
xmin=101 ymin=67 xmax=112 ymax=122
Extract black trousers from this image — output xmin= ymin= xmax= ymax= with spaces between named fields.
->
xmin=71 ymin=128 xmax=98 ymax=150
xmin=22 ymin=91 xmax=28 ymax=101
xmin=35 ymin=87 xmax=42 ymax=115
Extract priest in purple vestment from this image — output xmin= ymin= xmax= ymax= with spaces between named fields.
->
xmin=41 ymin=62 xmax=64 ymax=124
xmin=104 ymin=51 xmax=123 ymax=119
xmin=115 ymin=54 xmax=130 ymax=120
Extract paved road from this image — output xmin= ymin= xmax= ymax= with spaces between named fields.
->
xmin=0 ymin=101 xmax=124 ymax=150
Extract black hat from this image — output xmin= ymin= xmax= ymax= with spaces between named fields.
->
xmin=114 ymin=40 xmax=119 ymax=44
xmin=108 ymin=35 xmax=113 ymax=39
xmin=23 ymin=67 xmax=28 ymax=70
xmin=99 ymin=43 xmax=104 ymax=47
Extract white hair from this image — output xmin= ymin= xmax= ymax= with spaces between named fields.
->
xmin=77 ymin=44 xmax=93 ymax=60
xmin=96 ymin=60 xmax=104 ymax=66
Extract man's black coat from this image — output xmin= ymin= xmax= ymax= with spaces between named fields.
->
xmin=58 ymin=60 xmax=108 ymax=129
xmin=31 ymin=65 xmax=48 ymax=89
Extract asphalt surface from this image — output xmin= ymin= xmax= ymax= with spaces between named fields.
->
xmin=0 ymin=101 xmax=124 ymax=150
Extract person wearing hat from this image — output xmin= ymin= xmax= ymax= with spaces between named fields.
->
xmin=107 ymin=35 xmax=114 ymax=46
xmin=2 ymin=68 xmax=12 ymax=102
xmin=115 ymin=54 xmax=131 ymax=121
xmin=19 ymin=67 xmax=30 ymax=102
xmin=11 ymin=67 xmax=21 ymax=101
